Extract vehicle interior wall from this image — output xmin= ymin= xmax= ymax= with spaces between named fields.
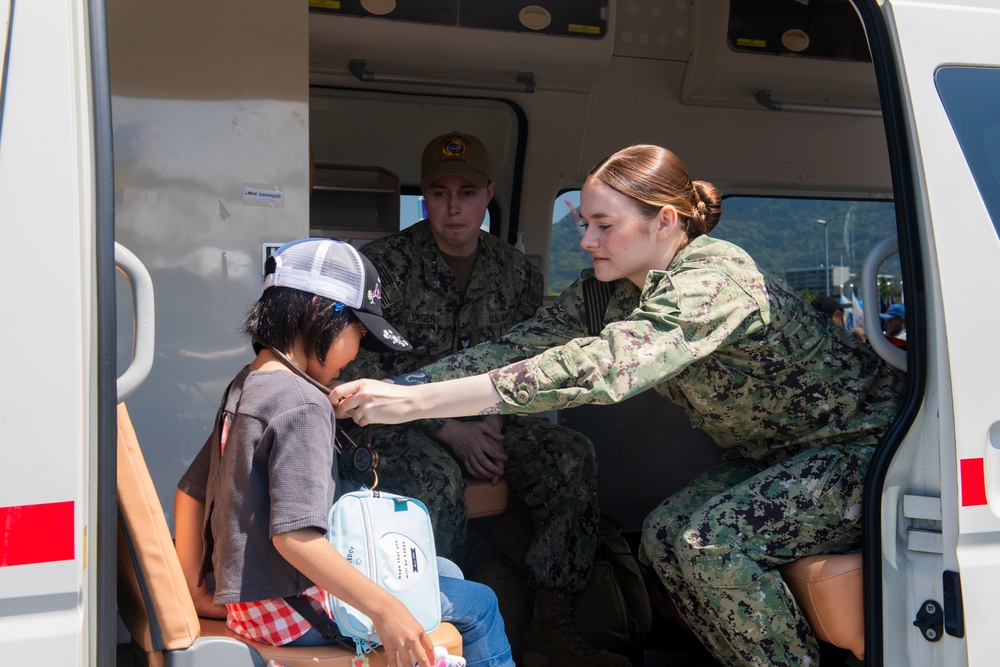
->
xmin=108 ymin=0 xmax=310 ymax=529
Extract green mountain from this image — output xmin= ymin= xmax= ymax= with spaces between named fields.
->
xmin=547 ymin=197 xmax=900 ymax=296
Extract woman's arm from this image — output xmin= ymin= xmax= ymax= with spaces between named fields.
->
xmin=418 ymin=276 xmax=595 ymax=383
xmin=272 ymin=529 xmax=436 ymax=667
xmin=173 ymin=489 xmax=228 ymax=618
xmin=331 ymin=374 xmax=502 ymax=426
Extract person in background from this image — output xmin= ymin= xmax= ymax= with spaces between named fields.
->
xmin=173 ymin=239 xmax=513 ymax=667
xmin=880 ymin=302 xmax=906 ymax=342
xmin=850 ymin=326 xmax=868 ymax=343
xmin=332 ymin=144 xmax=907 ymax=667
xmin=338 ymin=131 xmax=621 ymax=666
xmin=811 ymin=294 xmax=846 ymax=329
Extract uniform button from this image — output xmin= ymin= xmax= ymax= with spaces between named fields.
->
xmin=515 ymin=390 xmax=530 ymax=404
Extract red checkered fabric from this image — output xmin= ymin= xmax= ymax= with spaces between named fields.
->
xmin=226 ymin=585 xmax=331 ymax=646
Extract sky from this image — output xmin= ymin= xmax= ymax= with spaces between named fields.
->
xmin=552 ymin=189 xmax=581 ymax=224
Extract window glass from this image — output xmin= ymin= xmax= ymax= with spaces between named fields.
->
xmin=935 ymin=66 xmax=1000 ymax=237
xmin=548 ymin=193 xmax=899 ymax=326
xmin=549 ymin=190 xmax=588 ymax=295
xmin=399 ymin=193 xmax=492 ymax=233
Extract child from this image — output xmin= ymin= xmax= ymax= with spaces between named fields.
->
xmin=173 ymin=239 xmax=513 ymax=667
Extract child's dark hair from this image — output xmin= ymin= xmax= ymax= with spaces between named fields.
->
xmin=244 ymin=286 xmax=357 ymax=365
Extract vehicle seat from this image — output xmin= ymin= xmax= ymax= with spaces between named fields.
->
xmin=115 ymin=402 xmax=462 ymax=667
xmin=779 ymin=553 xmax=864 ymax=661
xmin=659 ymin=552 xmax=864 ymax=661
xmin=464 ymin=478 xmax=509 ymax=519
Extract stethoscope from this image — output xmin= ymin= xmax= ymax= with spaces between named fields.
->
xmin=265 ymin=344 xmax=379 ymax=488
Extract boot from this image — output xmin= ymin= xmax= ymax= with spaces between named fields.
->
xmin=522 ymin=590 xmax=632 ymax=667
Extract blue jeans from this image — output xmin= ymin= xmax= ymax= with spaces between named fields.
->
xmin=439 ymin=574 xmax=513 ymax=667
xmin=290 ymin=558 xmax=513 ymax=667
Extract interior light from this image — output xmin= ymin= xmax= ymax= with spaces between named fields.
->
xmin=519 ymin=5 xmax=552 ymax=31
xmin=360 ymin=0 xmax=396 ymax=16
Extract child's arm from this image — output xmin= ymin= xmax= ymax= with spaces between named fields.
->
xmin=174 ymin=489 xmax=228 ymax=619
xmin=273 ymin=528 xmax=436 ymax=667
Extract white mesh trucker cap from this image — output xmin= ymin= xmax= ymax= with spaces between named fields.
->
xmin=263 ymin=238 xmax=411 ymax=352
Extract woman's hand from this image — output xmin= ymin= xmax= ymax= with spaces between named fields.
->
xmin=330 ymin=379 xmax=420 ymax=426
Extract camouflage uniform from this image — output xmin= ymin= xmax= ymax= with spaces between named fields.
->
xmin=340 ymin=221 xmax=600 ymax=593
xmin=422 ymin=236 xmax=906 ymax=666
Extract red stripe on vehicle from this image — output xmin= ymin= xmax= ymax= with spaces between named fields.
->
xmin=0 ymin=501 xmax=75 ymax=567
xmin=960 ymin=458 xmax=988 ymax=507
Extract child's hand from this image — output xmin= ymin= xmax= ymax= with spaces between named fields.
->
xmin=190 ymin=586 xmax=227 ymax=619
xmin=370 ymin=602 xmax=436 ymax=667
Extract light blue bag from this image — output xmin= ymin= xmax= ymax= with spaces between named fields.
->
xmin=326 ymin=488 xmax=441 ymax=653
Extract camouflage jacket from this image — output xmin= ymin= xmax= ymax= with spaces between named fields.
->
xmin=422 ymin=236 xmax=906 ymax=464
xmin=340 ymin=220 xmax=544 ymax=434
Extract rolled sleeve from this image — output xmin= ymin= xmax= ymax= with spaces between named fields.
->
xmin=488 ymin=341 xmax=613 ymax=412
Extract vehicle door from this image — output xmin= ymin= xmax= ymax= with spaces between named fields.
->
xmin=871 ymin=1 xmax=1000 ymax=665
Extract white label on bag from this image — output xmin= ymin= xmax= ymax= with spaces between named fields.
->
xmin=379 ymin=532 xmax=429 ymax=591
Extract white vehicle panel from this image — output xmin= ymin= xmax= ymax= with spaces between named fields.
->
xmin=883 ymin=0 xmax=1000 ymax=663
xmin=0 ymin=0 xmax=96 ymax=664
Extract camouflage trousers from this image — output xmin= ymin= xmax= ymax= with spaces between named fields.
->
xmin=639 ymin=444 xmax=873 ymax=667
xmin=357 ymin=416 xmax=601 ymax=593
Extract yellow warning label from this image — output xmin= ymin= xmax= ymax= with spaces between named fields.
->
xmin=568 ymin=24 xmax=601 ymax=35
xmin=309 ymin=0 xmax=342 ymax=9
xmin=736 ymin=38 xmax=767 ymax=48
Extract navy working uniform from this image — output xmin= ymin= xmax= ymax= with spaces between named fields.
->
xmin=340 ymin=220 xmax=601 ymax=594
xmin=421 ymin=235 xmax=906 ymax=667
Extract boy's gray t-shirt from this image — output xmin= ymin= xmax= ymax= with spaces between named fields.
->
xmin=178 ymin=366 xmax=339 ymax=604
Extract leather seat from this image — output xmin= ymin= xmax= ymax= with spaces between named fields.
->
xmin=779 ymin=552 xmax=864 ymax=661
xmin=465 ymin=478 xmax=509 ymax=519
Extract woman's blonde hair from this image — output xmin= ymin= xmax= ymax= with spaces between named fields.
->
xmin=587 ymin=144 xmax=722 ymax=239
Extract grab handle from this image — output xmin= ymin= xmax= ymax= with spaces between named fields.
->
xmin=861 ymin=236 xmax=906 ymax=371
xmin=115 ymin=243 xmax=156 ymax=402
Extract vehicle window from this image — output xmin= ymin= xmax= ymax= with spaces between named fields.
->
xmin=400 ymin=192 xmax=491 ymax=233
xmin=311 ymin=87 xmax=522 ymax=239
xmin=935 ymin=66 xmax=1000 ymax=238
xmin=548 ymin=192 xmax=899 ymax=320
xmin=548 ymin=190 xmax=588 ymax=295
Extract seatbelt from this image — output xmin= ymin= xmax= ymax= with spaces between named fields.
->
xmin=581 ymin=276 xmax=613 ymax=336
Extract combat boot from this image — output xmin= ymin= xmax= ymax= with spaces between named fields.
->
xmin=522 ymin=589 xmax=632 ymax=667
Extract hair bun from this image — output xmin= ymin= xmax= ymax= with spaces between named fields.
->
xmin=692 ymin=180 xmax=722 ymax=234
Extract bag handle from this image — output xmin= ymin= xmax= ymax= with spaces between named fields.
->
xmin=282 ymin=595 xmax=354 ymax=648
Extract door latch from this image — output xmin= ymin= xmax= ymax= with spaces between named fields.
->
xmin=913 ymin=599 xmax=943 ymax=642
